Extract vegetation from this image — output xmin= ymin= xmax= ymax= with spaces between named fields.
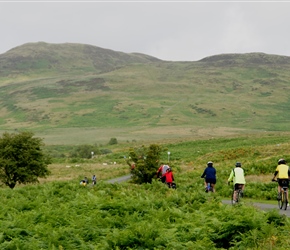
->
xmin=127 ymin=144 xmax=165 ymax=184
xmin=108 ymin=137 xmax=118 ymax=145
xmin=0 ymin=133 xmax=289 ymax=248
xmin=0 ymin=131 xmax=51 ymax=189
xmin=0 ymin=177 xmax=289 ymax=249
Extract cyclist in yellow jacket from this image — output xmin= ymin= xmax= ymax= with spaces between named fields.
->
xmin=228 ymin=162 xmax=246 ymax=203
xmin=272 ymin=159 xmax=290 ymax=202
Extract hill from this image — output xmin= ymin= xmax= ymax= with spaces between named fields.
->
xmin=0 ymin=42 xmax=290 ymax=145
xmin=0 ymin=42 xmax=161 ymax=76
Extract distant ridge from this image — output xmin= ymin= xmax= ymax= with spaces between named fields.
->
xmin=0 ymin=42 xmax=162 ymax=75
xmin=199 ymin=52 xmax=290 ymax=66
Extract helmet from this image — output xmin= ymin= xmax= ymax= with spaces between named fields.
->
xmin=235 ymin=162 xmax=242 ymax=167
xmin=278 ymin=158 xmax=286 ymax=165
xmin=207 ymin=161 xmax=213 ymax=167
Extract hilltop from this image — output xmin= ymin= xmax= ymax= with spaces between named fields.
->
xmin=0 ymin=42 xmax=161 ymax=76
xmin=0 ymin=42 xmax=290 ymax=145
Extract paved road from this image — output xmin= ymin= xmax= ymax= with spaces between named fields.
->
xmin=222 ymin=199 xmax=290 ymax=217
xmin=106 ymin=174 xmax=132 ymax=184
xmin=105 ymin=175 xmax=290 ymax=216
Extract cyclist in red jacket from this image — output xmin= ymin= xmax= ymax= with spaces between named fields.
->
xmin=162 ymin=167 xmax=174 ymax=188
xmin=157 ymin=164 xmax=170 ymax=183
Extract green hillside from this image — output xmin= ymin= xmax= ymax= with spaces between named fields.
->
xmin=0 ymin=42 xmax=290 ymax=145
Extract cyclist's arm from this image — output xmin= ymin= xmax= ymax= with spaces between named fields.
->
xmin=228 ymin=170 xmax=234 ymax=183
xmin=201 ymin=170 xmax=206 ymax=178
xmin=272 ymin=170 xmax=278 ymax=181
xmin=156 ymin=166 xmax=162 ymax=177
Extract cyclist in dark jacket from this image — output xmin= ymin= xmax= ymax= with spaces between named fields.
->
xmin=201 ymin=161 xmax=217 ymax=192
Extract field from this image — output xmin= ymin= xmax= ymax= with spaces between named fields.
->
xmin=1 ymin=132 xmax=290 ymax=249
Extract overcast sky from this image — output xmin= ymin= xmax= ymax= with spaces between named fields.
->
xmin=1 ymin=1 xmax=290 ymax=61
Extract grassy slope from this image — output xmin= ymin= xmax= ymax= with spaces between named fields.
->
xmin=0 ymin=43 xmax=290 ymax=145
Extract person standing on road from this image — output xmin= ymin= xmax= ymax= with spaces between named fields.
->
xmin=201 ymin=161 xmax=217 ymax=192
xmin=157 ymin=163 xmax=170 ymax=183
xmin=92 ymin=174 xmax=97 ymax=185
xmin=228 ymin=162 xmax=246 ymax=203
xmin=272 ymin=158 xmax=290 ymax=202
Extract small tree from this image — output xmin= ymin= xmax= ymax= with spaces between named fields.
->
xmin=108 ymin=138 xmax=118 ymax=145
xmin=0 ymin=131 xmax=51 ymax=189
xmin=127 ymin=144 xmax=163 ymax=184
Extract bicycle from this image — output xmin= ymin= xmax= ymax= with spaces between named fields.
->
xmin=167 ymin=182 xmax=177 ymax=189
xmin=231 ymin=184 xmax=243 ymax=205
xmin=272 ymin=179 xmax=288 ymax=210
xmin=158 ymin=177 xmax=177 ymax=189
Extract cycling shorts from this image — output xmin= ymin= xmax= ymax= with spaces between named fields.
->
xmin=205 ymin=178 xmax=216 ymax=184
xmin=234 ymin=183 xmax=244 ymax=190
xmin=278 ymin=179 xmax=289 ymax=188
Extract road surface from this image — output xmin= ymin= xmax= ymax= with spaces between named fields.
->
xmin=106 ymin=175 xmax=290 ymax=216
xmin=222 ymin=199 xmax=290 ymax=216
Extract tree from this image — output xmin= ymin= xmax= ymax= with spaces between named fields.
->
xmin=69 ymin=144 xmax=100 ymax=159
xmin=127 ymin=144 xmax=164 ymax=184
xmin=108 ymin=138 xmax=118 ymax=145
xmin=0 ymin=131 xmax=51 ymax=189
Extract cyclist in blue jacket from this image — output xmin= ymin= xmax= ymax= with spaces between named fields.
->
xmin=201 ymin=161 xmax=217 ymax=192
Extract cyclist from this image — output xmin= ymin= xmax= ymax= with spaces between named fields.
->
xmin=201 ymin=161 xmax=216 ymax=192
xmin=162 ymin=167 xmax=174 ymax=188
xmin=272 ymin=159 xmax=290 ymax=203
xmin=228 ymin=162 xmax=246 ymax=203
xmin=157 ymin=163 xmax=170 ymax=183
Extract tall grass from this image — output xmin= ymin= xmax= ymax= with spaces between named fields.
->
xmin=0 ymin=179 xmax=289 ymax=249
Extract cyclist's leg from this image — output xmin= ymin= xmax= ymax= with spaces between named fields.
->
xmin=281 ymin=190 xmax=287 ymax=209
xmin=231 ymin=189 xmax=236 ymax=204
xmin=233 ymin=184 xmax=239 ymax=201
xmin=204 ymin=179 xmax=208 ymax=192
xmin=285 ymin=180 xmax=289 ymax=204
xmin=278 ymin=179 xmax=282 ymax=194
xmin=239 ymin=184 xmax=244 ymax=197
xmin=211 ymin=179 xmax=216 ymax=192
